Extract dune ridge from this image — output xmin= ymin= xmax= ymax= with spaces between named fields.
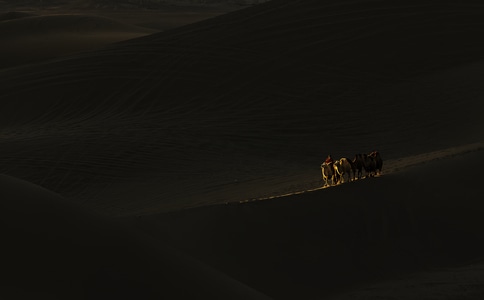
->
xmin=130 ymin=148 xmax=484 ymax=299
xmin=0 ymin=14 xmax=157 ymax=69
xmin=245 ymin=142 xmax=484 ymax=203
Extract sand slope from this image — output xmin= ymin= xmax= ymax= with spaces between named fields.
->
xmin=0 ymin=174 xmax=271 ymax=299
xmin=130 ymin=148 xmax=484 ymax=299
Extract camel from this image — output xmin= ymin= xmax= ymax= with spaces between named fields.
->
xmin=333 ymin=158 xmax=355 ymax=183
xmin=321 ymin=162 xmax=337 ymax=187
xmin=368 ymin=151 xmax=383 ymax=175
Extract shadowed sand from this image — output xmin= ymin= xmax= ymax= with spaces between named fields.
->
xmin=0 ymin=14 xmax=157 ymax=69
xmin=1 ymin=0 xmax=483 ymax=215
xmin=0 ymin=11 xmax=38 ymax=21
xmin=1 ymin=0 xmax=484 ymax=298
xmin=0 ymin=174 xmax=271 ymax=299
xmin=0 ymin=2 xmax=239 ymax=69
xmin=129 ymin=149 xmax=484 ymax=299
xmin=2 ymin=146 xmax=483 ymax=299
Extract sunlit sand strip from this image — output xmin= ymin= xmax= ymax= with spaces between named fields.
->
xmin=384 ymin=141 xmax=484 ymax=173
xmin=239 ymin=141 xmax=484 ymax=204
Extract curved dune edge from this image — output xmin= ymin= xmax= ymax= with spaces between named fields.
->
xmin=0 ymin=174 xmax=271 ymax=299
xmin=0 ymin=14 xmax=157 ymax=69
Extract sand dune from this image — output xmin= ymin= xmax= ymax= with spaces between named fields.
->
xmin=0 ymin=14 xmax=157 ymax=69
xmin=129 ymin=149 xmax=484 ymax=299
xmin=0 ymin=174 xmax=271 ymax=299
xmin=1 ymin=0 xmax=484 ymax=298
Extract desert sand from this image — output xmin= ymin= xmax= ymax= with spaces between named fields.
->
xmin=0 ymin=13 xmax=158 ymax=69
xmin=1 ymin=0 xmax=484 ymax=299
xmin=0 ymin=2 xmax=235 ymax=69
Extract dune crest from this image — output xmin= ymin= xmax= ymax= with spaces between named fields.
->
xmin=0 ymin=14 xmax=157 ymax=69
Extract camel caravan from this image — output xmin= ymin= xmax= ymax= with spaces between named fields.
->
xmin=321 ymin=151 xmax=383 ymax=187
